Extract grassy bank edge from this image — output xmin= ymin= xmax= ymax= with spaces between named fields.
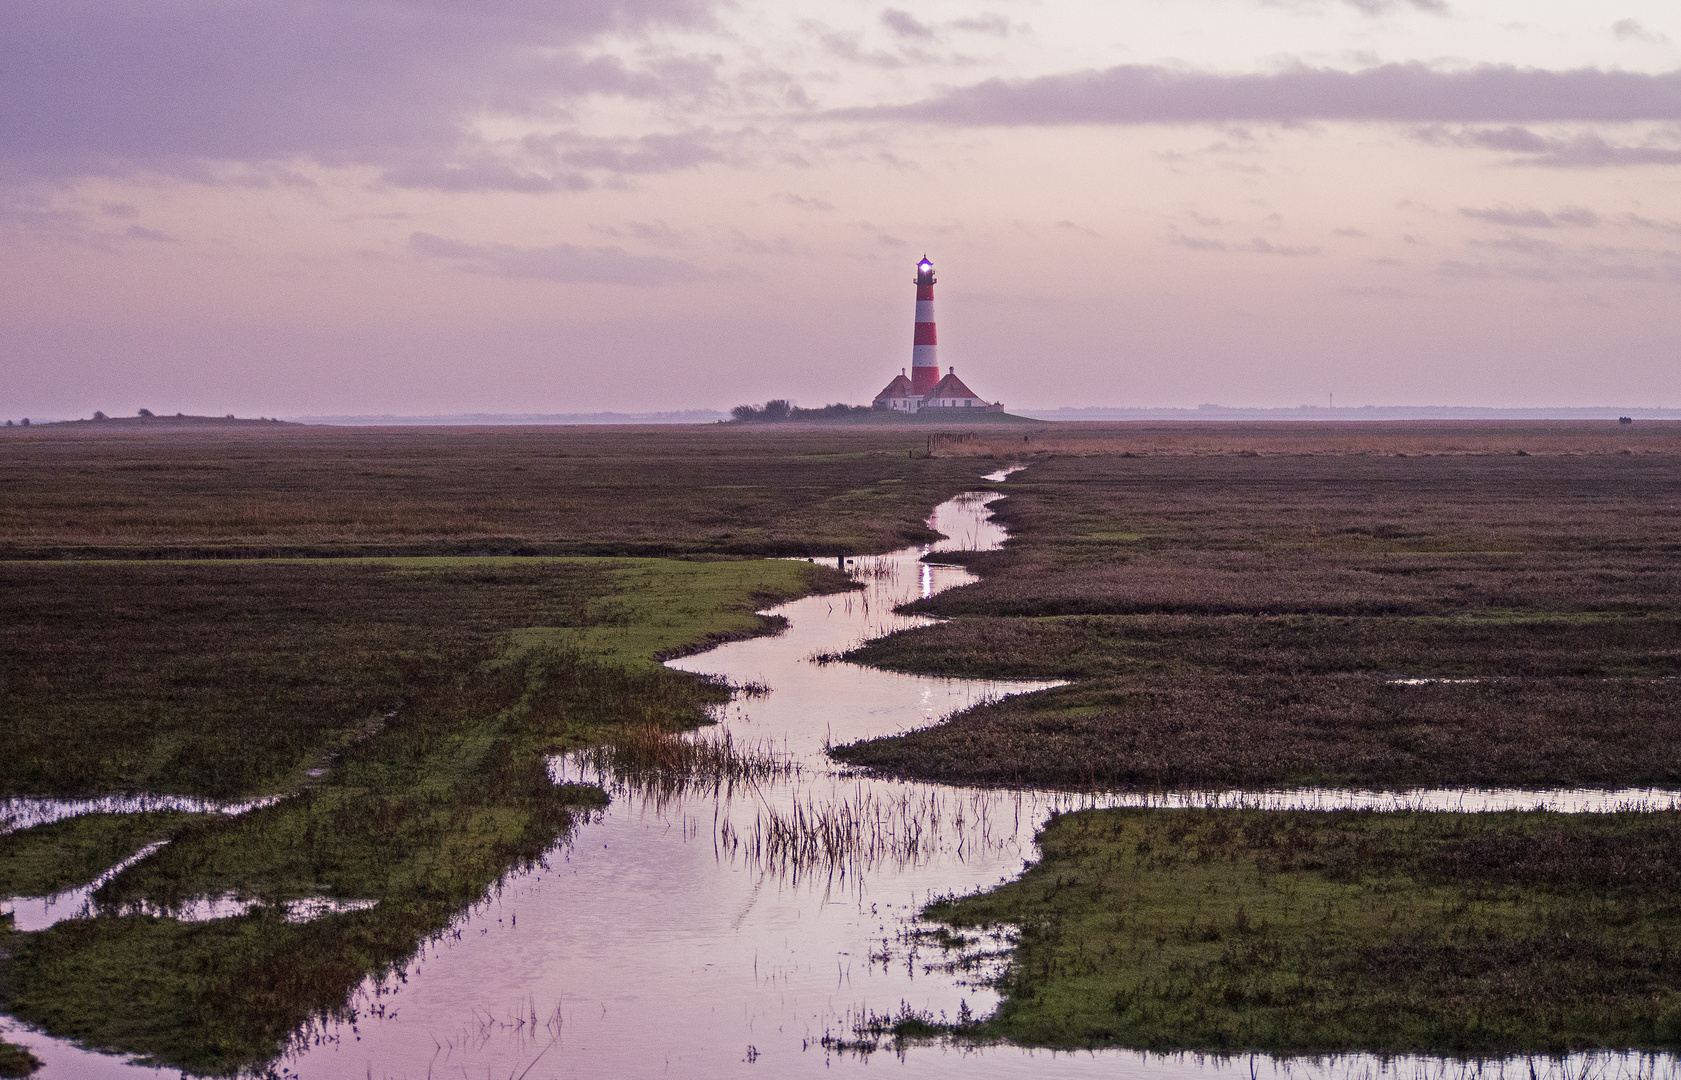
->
xmin=0 ymin=555 xmax=855 ymax=1074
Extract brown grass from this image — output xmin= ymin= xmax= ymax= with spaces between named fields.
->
xmin=930 ymin=419 xmax=1681 ymax=460
xmin=0 ymin=424 xmax=988 ymax=558
xmin=837 ymin=430 xmax=1681 ymax=790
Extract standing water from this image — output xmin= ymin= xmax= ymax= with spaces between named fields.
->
xmin=6 ymin=476 xmax=1675 ymax=1079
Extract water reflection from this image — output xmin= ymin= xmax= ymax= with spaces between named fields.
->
xmin=0 ymin=794 xmax=278 ymax=836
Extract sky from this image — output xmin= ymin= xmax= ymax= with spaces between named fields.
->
xmin=2 ymin=0 xmax=1679 ymax=418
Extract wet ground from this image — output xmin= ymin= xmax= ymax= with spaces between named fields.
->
xmin=5 ymin=476 xmax=1678 ymax=1078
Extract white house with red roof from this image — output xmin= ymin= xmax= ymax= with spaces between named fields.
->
xmin=873 ymin=365 xmax=1003 ymax=413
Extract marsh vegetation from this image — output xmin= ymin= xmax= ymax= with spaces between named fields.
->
xmin=0 ymin=424 xmax=988 ymax=559
xmin=7 ymin=420 xmax=1681 ymax=1072
xmin=3 ymin=424 xmax=957 ymax=1072
xmin=931 ymin=807 xmax=1681 ymax=1054
xmin=834 ymin=433 xmax=1681 ymax=790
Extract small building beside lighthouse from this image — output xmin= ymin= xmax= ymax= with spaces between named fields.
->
xmin=873 ymin=257 xmax=1003 ymax=414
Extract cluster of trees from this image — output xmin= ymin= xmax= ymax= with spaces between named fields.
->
xmin=730 ymin=400 xmax=873 ymax=423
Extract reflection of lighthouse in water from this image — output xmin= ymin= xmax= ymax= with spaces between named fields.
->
xmin=872 ymin=256 xmax=1005 ymax=413
xmin=911 ymin=256 xmax=940 ymax=397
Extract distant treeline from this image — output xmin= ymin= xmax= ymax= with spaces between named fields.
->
xmin=730 ymin=400 xmax=873 ymax=423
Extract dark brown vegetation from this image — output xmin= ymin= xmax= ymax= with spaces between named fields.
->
xmin=933 ymin=807 xmax=1681 ymax=1053
xmin=0 ymin=560 xmax=615 ymax=797
xmin=926 ymin=418 xmax=1679 ymax=460
xmin=0 ymin=424 xmax=991 ymax=559
xmin=836 ymin=424 xmax=1681 ymax=789
xmin=0 ymin=813 xmax=190 ymax=897
xmin=0 ymin=1040 xmax=38 ymax=1078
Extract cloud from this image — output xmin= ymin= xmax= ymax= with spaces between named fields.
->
xmin=775 ymin=192 xmax=837 ymax=211
xmin=879 ymin=8 xmax=1015 ymax=42
xmin=1055 ymin=219 xmax=1102 ymax=238
xmin=1621 ymin=213 xmax=1681 ymax=234
xmin=1240 ymin=237 xmax=1321 ymax=256
xmin=1420 ymin=125 xmax=1681 ymax=166
xmin=0 ymin=0 xmax=713 ymax=183
xmin=1175 ymin=234 xmax=1320 ymax=255
xmin=1468 ymin=232 xmax=1564 ymax=258
xmin=549 ymin=130 xmax=733 ymax=174
xmin=380 ymin=161 xmax=594 ymax=194
xmin=409 ymin=232 xmax=698 ymax=285
xmin=951 ymin=14 xmax=1014 ymax=36
xmin=1613 ymin=19 xmax=1668 ymax=44
xmin=880 ymin=9 xmax=937 ymax=40
xmin=1341 ymin=0 xmax=1448 ymax=15
xmin=1460 ymin=204 xmax=1600 ymax=227
xmin=841 ymin=62 xmax=1681 ymax=125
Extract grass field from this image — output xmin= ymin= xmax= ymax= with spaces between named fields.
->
xmin=7 ymin=420 xmax=1681 ymax=1070
xmin=2 ymin=424 xmax=949 ymax=1072
xmin=0 ymin=556 xmax=838 ymax=799
xmin=0 ymin=424 xmax=988 ymax=559
xmin=834 ymin=431 xmax=1681 ymax=789
xmin=0 ymin=550 xmax=851 ymax=1072
xmin=931 ymin=806 xmax=1681 ymax=1054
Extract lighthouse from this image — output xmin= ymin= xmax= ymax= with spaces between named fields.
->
xmin=910 ymin=257 xmax=940 ymax=397
xmin=872 ymin=256 xmax=1005 ymax=414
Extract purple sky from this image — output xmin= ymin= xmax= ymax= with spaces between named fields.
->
xmin=2 ymin=0 xmax=1679 ymax=418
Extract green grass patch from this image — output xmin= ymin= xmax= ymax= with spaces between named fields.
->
xmin=1 ymin=644 xmax=712 ymax=1074
xmin=933 ymin=808 xmax=1681 ymax=1055
xmin=508 ymin=556 xmax=833 ymax=670
xmin=0 ymin=1040 xmax=39 ymax=1078
xmin=1 ymin=557 xmax=844 ymax=798
xmin=0 ymin=552 xmax=850 ymax=1074
xmin=0 ymin=814 xmax=194 ymax=897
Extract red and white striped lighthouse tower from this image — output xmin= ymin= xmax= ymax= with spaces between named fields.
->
xmin=910 ymin=256 xmax=940 ymax=397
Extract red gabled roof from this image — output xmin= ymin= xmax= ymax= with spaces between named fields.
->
xmin=927 ymin=372 xmax=982 ymax=399
xmin=874 ymin=374 xmax=916 ymax=399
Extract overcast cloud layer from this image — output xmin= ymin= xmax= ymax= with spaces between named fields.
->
xmin=861 ymin=63 xmax=1681 ymax=124
xmin=0 ymin=0 xmax=710 ymax=185
xmin=2 ymin=0 xmax=1679 ymax=418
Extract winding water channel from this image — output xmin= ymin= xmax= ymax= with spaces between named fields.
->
xmin=5 ymin=474 xmax=1678 ymax=1078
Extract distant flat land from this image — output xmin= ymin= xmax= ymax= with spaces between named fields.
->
xmin=21 ymin=414 xmax=301 ymax=431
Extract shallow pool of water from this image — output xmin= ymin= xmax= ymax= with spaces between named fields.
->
xmin=0 ymin=794 xmax=278 ymax=837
